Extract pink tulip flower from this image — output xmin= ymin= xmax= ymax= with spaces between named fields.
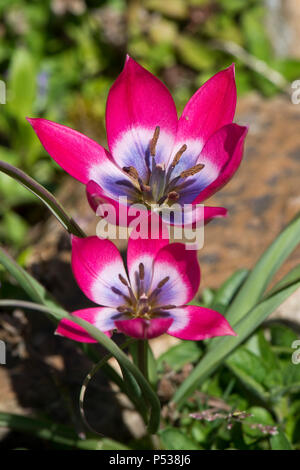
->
xmin=57 ymin=231 xmax=236 ymax=341
xmin=28 ymin=56 xmax=247 ymax=227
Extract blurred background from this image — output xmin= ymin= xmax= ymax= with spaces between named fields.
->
xmin=1 ymin=0 xmax=300 ymax=449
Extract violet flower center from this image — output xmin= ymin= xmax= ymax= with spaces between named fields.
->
xmin=112 ymin=262 xmax=175 ymax=320
xmin=122 ymin=126 xmax=205 ymax=207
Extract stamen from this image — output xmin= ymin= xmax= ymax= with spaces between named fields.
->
xmin=123 ymin=166 xmax=150 ymax=194
xmin=111 ymin=286 xmax=131 ymax=303
xmin=151 ymin=310 xmax=170 ymax=317
xmin=123 ymin=166 xmax=139 ymax=180
xmin=151 ymin=305 xmax=176 ymax=314
xmin=119 ymin=274 xmax=129 ymax=286
xmin=117 ymin=305 xmax=132 ymax=314
xmin=139 ymin=263 xmax=145 ymax=280
xmin=171 ymin=144 xmax=187 ymax=168
xmin=157 ymin=194 xmax=168 ymax=205
xmin=138 ymin=178 xmax=151 ymax=193
xmin=150 ymin=126 xmax=160 ymax=156
xmin=167 ymin=191 xmax=179 ymax=201
xmin=157 ymin=276 xmax=170 ymax=288
xmin=180 ymin=163 xmax=205 ymax=179
xmin=148 ymin=287 xmax=160 ymax=302
xmin=111 ymin=286 xmax=123 ymax=296
xmin=117 ymin=306 xmax=127 ymax=312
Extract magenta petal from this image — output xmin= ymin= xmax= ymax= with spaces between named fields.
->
xmin=167 ymin=305 xmax=236 ymax=340
xmin=203 ymin=206 xmax=228 ymax=225
xmin=86 ymin=180 xmax=145 ymax=226
xmin=106 ymin=56 xmax=178 ymax=170
xmin=71 ymin=236 xmax=129 ymax=307
xmin=115 ymin=317 xmax=173 ymax=339
xmin=56 ymin=308 xmax=114 ymax=343
xmin=151 ymin=243 xmax=200 ymax=305
xmin=194 ymin=124 xmax=248 ymax=204
xmin=176 ymin=64 xmax=236 ymax=146
xmin=27 ymin=118 xmax=111 ymax=184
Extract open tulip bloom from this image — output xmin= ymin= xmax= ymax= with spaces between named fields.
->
xmin=57 ymin=233 xmax=235 ymax=341
xmin=28 ymin=56 xmax=247 ymax=227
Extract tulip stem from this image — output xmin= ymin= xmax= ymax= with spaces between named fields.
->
xmin=137 ymin=340 xmax=148 ymax=382
xmin=0 ymin=160 xmax=86 ymax=238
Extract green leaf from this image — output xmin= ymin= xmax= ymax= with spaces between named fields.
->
xmin=243 ymin=406 xmax=275 ymax=441
xmin=257 ymin=330 xmax=276 ymax=364
xmin=242 ymin=6 xmax=272 ymax=61
xmin=159 ymin=428 xmax=200 ymax=450
xmin=148 ymin=344 xmax=158 ymax=388
xmin=176 ymin=36 xmax=218 ymax=71
xmin=226 ymin=348 xmax=269 ymax=401
xmin=145 ymin=0 xmax=188 ymax=19
xmin=265 ymin=263 xmax=300 ymax=299
xmin=3 ymin=211 xmax=29 ymax=247
xmin=270 ymin=324 xmax=298 ymax=348
xmin=218 ymin=0 xmax=248 ymax=13
xmin=201 ymin=287 xmax=215 ymax=307
xmin=0 ymin=412 xmax=128 ymax=450
xmin=8 ymin=48 xmax=36 ymax=119
xmin=211 ymin=268 xmax=249 ymax=314
xmin=270 ymin=429 xmax=293 ymax=450
xmin=157 ymin=341 xmax=202 ymax=373
xmin=173 ymin=280 xmax=300 ymax=406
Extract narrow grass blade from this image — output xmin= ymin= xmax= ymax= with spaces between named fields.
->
xmin=226 ymin=212 xmax=300 ymax=327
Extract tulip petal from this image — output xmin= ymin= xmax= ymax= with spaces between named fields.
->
xmin=159 ymin=204 xmax=227 ymax=231
xmin=88 ymin=159 xmax=139 ymax=201
xmin=115 ymin=316 xmax=173 ymax=339
xmin=56 ymin=307 xmax=116 ymax=343
xmin=71 ymin=236 xmax=129 ymax=307
xmin=27 ymin=118 xmax=112 ymax=184
xmin=86 ymin=180 xmax=148 ymax=226
xmin=151 ymin=243 xmax=200 ymax=306
xmin=167 ymin=65 xmax=236 ymax=174
xmin=106 ymin=56 xmax=178 ymax=176
xmin=173 ymin=123 xmax=247 ymax=204
xmin=127 ymin=214 xmax=169 ymax=295
xmin=167 ymin=305 xmax=236 ymax=340
xmin=194 ymin=124 xmax=248 ymax=203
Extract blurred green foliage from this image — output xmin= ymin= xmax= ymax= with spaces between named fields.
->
xmin=1 ymin=0 xmax=300 ymax=247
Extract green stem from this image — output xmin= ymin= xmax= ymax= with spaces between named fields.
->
xmin=137 ymin=340 xmax=148 ymax=381
xmin=0 ymin=160 xmax=85 ymax=237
